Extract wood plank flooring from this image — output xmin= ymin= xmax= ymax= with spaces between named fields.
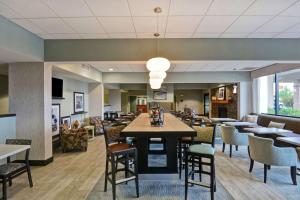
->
xmin=4 ymin=136 xmax=299 ymax=200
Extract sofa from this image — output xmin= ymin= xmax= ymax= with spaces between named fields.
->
xmin=87 ymin=116 xmax=103 ymax=135
xmin=257 ymin=114 xmax=300 ymax=135
xmin=60 ymin=126 xmax=88 ymax=152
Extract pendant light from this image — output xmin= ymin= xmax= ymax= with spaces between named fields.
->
xmin=147 ymin=7 xmax=170 ymax=89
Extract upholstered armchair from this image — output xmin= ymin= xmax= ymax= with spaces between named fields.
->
xmin=221 ymin=126 xmax=253 ymax=157
xmin=192 ymin=125 xmax=216 ymax=146
xmin=60 ymin=126 xmax=88 ymax=152
xmin=248 ymin=135 xmax=297 ymax=185
xmin=89 ymin=116 xmax=103 ymax=135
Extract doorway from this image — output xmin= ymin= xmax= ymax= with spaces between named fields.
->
xmin=204 ymin=93 xmax=210 ymax=116
xmin=129 ymin=96 xmax=137 ymax=113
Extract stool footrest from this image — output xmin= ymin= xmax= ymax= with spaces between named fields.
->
xmin=116 ymin=176 xmax=136 ymax=185
xmin=188 ymin=179 xmax=210 ymax=188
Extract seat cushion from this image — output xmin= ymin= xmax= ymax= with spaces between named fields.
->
xmin=108 ymin=143 xmax=134 ymax=153
xmin=0 ymin=163 xmax=26 ymax=175
xmin=268 ymin=121 xmax=285 ymax=129
xmin=189 ymin=144 xmax=215 ymax=155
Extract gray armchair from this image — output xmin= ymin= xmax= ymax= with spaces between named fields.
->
xmin=221 ymin=126 xmax=253 ymax=157
xmin=248 ymin=135 xmax=297 ymax=185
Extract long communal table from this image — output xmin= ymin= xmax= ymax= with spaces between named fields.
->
xmin=121 ymin=113 xmax=196 ymax=174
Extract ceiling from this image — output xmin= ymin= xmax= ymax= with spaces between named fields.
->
xmin=52 ymin=60 xmax=282 ymax=72
xmin=1 ymin=0 xmax=300 ymax=39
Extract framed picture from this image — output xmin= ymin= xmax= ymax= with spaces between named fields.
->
xmin=153 ymin=86 xmax=167 ymax=100
xmin=52 ymin=104 xmax=60 ymax=135
xmin=218 ymin=87 xmax=226 ymax=100
xmin=61 ymin=116 xmax=71 ymax=129
xmin=74 ymin=92 xmax=84 ymax=113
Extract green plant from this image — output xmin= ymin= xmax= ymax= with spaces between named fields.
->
xmin=279 ymin=86 xmax=293 ymax=107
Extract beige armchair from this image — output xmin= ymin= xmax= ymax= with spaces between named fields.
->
xmin=248 ymin=135 xmax=297 ymax=185
xmin=221 ymin=126 xmax=253 ymax=157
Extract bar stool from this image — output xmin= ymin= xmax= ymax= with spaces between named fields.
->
xmin=103 ymin=125 xmax=139 ymax=200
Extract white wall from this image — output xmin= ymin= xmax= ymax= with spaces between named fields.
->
xmin=52 ymin=76 xmax=89 ymax=117
xmin=175 ymin=89 xmax=204 ymax=114
xmin=238 ymin=82 xmax=252 ymax=119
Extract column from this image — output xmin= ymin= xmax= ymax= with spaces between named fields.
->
xmin=88 ymin=83 xmax=104 ymax=118
xmin=9 ymin=62 xmax=52 ymax=164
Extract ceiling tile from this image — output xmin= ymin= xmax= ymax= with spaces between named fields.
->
xmin=42 ymin=0 xmax=93 ymax=17
xmin=64 ymin=17 xmax=105 ymax=33
xmin=0 ymin=0 xmax=57 ymax=18
xmin=79 ymin=33 xmax=108 ymax=39
xmin=133 ymin=17 xmax=167 ymax=33
xmin=128 ymin=0 xmax=170 ymax=16
xmin=280 ymin=1 xmax=300 ymax=16
xmin=46 ymin=33 xmax=81 ymax=39
xmin=220 ymin=32 xmax=249 ymax=38
xmin=193 ymin=32 xmax=221 ymax=38
xmin=109 ymin=33 xmax=136 ymax=38
xmin=99 ymin=17 xmax=135 ymax=33
xmin=165 ymin=32 xmax=193 ymax=38
xmin=166 ymin=16 xmax=202 ymax=32
xmin=245 ymin=0 xmax=297 ymax=16
xmin=196 ymin=16 xmax=238 ymax=32
xmin=285 ymin=23 xmax=300 ymax=32
xmin=207 ymin=0 xmax=254 ymax=15
xmin=85 ymin=0 xmax=131 ymax=16
xmin=256 ymin=16 xmax=300 ymax=32
xmin=169 ymin=0 xmax=212 ymax=16
xmin=30 ymin=18 xmax=75 ymax=34
xmin=247 ymin=32 xmax=278 ymax=38
xmin=10 ymin=19 xmax=46 ymax=34
xmin=275 ymin=32 xmax=300 ymax=38
xmin=226 ymin=16 xmax=273 ymax=33
xmin=0 ymin=2 xmax=21 ymax=18
xmin=136 ymin=33 xmax=156 ymax=38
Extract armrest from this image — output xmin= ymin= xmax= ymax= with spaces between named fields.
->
xmin=271 ymin=146 xmax=297 ymax=166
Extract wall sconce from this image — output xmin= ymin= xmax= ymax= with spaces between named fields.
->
xmin=233 ymin=84 xmax=238 ymax=94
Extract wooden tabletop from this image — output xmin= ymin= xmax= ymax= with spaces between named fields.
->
xmin=0 ymin=144 xmax=30 ymax=160
xmin=210 ymin=118 xmax=238 ymax=123
xmin=277 ymin=137 xmax=300 ymax=146
xmin=244 ymin=127 xmax=294 ymax=136
xmin=121 ymin=113 xmax=196 ymax=137
xmin=223 ymin=121 xmax=258 ymax=127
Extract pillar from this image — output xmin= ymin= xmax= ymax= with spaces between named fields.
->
xmin=88 ymin=83 xmax=104 ymax=118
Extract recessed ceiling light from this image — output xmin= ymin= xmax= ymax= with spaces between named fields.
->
xmin=108 ymin=68 xmax=114 ymax=71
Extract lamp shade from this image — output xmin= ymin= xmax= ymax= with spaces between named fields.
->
xmin=150 ymin=83 xmax=161 ymax=89
xmin=146 ymin=57 xmax=170 ymax=72
xmin=149 ymin=71 xmax=167 ymax=80
xmin=150 ymin=78 xmax=163 ymax=85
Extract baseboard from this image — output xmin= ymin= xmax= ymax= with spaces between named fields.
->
xmin=14 ymin=157 xmax=54 ymax=166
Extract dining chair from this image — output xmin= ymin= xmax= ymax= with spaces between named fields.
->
xmin=184 ymin=126 xmax=216 ymax=200
xmin=102 ymin=125 xmax=139 ymax=200
xmin=221 ymin=126 xmax=253 ymax=157
xmin=0 ymin=139 xmax=33 ymax=200
xmin=248 ymin=135 xmax=297 ymax=185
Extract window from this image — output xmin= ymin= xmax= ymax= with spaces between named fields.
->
xmin=277 ymin=69 xmax=300 ymax=117
xmin=257 ymin=68 xmax=300 ymax=117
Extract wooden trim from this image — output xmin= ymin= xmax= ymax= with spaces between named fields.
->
xmin=0 ymin=114 xmax=16 ymax=118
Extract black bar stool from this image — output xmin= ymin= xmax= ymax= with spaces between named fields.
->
xmin=103 ymin=125 xmax=139 ymax=200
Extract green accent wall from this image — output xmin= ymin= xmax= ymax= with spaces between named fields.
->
xmin=45 ymin=38 xmax=300 ymax=61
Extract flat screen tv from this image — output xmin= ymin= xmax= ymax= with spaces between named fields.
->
xmin=52 ymin=78 xmax=63 ymax=98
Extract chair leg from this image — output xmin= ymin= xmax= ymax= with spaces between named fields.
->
xmin=134 ymin=150 xmax=139 ymax=198
xmin=104 ymin=155 xmax=109 ymax=192
xmin=210 ymin=157 xmax=215 ymax=200
xmin=26 ymin=164 xmax=33 ymax=187
xmin=8 ymin=177 xmax=12 ymax=187
xmin=184 ymin=152 xmax=189 ymax=200
xmin=179 ymin=141 xmax=182 ymax=179
xmin=229 ymin=145 xmax=232 ymax=158
xmin=235 ymin=145 xmax=238 ymax=151
xmin=191 ymin=155 xmax=195 ymax=183
xmin=111 ymin=155 xmax=116 ymax=200
xmin=2 ymin=177 xmax=7 ymax=200
xmin=125 ymin=155 xmax=129 ymax=184
xmin=249 ymin=159 xmax=254 ymax=173
xmin=291 ymin=166 xmax=297 ymax=185
xmin=199 ymin=157 xmax=202 ymax=182
xmin=264 ymin=164 xmax=268 ymax=183
xmin=222 ymin=143 xmax=225 ymax=152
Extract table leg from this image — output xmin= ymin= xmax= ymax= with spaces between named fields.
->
xmin=136 ymin=137 xmax=148 ymax=173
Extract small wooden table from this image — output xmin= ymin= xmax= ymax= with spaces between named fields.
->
xmin=210 ymin=118 xmax=238 ymax=123
xmin=223 ymin=121 xmax=258 ymax=127
xmin=277 ymin=137 xmax=300 ymax=147
xmin=0 ymin=144 xmax=30 ymax=160
xmin=244 ymin=127 xmax=295 ymax=137
xmin=121 ymin=113 xmax=196 ymax=174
